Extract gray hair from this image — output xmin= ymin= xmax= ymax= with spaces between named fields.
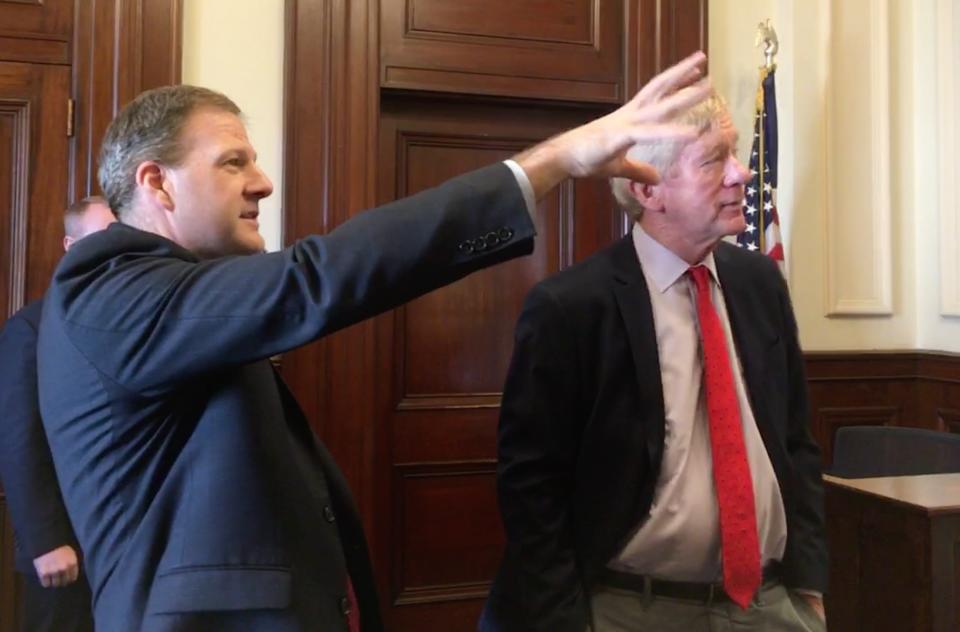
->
xmin=97 ymin=85 xmax=241 ymax=219
xmin=611 ymin=92 xmax=729 ymax=220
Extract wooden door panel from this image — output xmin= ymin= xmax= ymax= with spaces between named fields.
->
xmin=377 ymin=97 xmax=618 ymax=631
xmin=0 ymin=0 xmax=72 ymax=64
xmin=394 ymin=464 xmax=502 ymax=600
xmin=409 ymin=0 xmax=594 ymax=42
xmin=381 ymin=0 xmax=623 ymax=102
xmin=398 ymin=141 xmax=555 ymax=398
xmin=0 ymin=61 xmax=69 ymax=313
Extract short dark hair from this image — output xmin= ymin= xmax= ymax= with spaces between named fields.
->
xmin=64 ymin=195 xmax=112 ymax=238
xmin=97 ymin=85 xmax=241 ymax=219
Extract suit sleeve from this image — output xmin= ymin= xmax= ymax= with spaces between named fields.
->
xmin=775 ymin=272 xmax=829 ymax=593
xmin=55 ymin=164 xmax=535 ymax=394
xmin=0 ymin=315 xmax=76 ymax=561
xmin=496 ymin=284 xmax=589 ymax=632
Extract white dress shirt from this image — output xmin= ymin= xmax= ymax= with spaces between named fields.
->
xmin=608 ymin=223 xmax=787 ymax=582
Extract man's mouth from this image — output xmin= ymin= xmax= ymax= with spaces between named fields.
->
xmin=240 ymin=210 xmax=259 ymax=221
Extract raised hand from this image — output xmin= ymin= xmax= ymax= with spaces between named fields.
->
xmin=514 ymin=51 xmax=711 ymax=198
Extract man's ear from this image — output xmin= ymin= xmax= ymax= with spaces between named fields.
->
xmin=134 ymin=161 xmax=174 ymax=211
xmin=629 ymin=180 xmax=665 ymax=213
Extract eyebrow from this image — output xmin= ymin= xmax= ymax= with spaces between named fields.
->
xmin=218 ymin=147 xmax=258 ymax=162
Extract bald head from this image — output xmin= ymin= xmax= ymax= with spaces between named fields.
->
xmin=63 ymin=196 xmax=116 ymax=251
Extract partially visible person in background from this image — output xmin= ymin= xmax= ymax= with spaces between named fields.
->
xmin=0 ymin=195 xmax=114 ymax=632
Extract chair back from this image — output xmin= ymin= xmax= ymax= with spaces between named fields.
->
xmin=829 ymin=425 xmax=960 ymax=478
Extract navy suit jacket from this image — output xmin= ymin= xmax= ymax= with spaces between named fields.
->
xmin=480 ymin=237 xmax=828 ymax=632
xmin=0 ymin=299 xmax=80 ymax=575
xmin=37 ymin=164 xmax=535 ymax=631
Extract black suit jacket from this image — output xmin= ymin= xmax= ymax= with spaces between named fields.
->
xmin=480 ymin=236 xmax=827 ymax=632
xmin=0 ymin=299 xmax=80 ymax=575
xmin=37 ymin=164 xmax=535 ymax=631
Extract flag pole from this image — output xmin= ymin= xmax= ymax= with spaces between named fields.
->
xmin=755 ymin=20 xmax=778 ymax=256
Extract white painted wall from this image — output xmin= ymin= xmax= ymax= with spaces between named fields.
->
xmin=710 ymin=0 xmax=940 ymax=351
xmin=181 ymin=0 xmax=286 ymax=252
xmin=920 ymin=0 xmax=960 ymax=351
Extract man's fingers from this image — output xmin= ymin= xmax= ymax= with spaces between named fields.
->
xmin=39 ymin=573 xmax=51 ymax=588
xmin=614 ymin=160 xmax=661 ymax=185
xmin=635 ymin=50 xmax=707 ymax=104
xmin=633 ymin=78 xmax=713 ymax=124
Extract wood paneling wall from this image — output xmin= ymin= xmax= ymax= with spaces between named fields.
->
xmin=806 ymin=351 xmax=960 ymax=468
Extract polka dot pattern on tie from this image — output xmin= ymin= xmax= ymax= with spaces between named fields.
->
xmin=688 ymin=265 xmax=762 ymax=610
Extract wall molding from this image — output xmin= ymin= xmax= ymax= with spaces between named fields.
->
xmin=824 ymin=0 xmax=893 ymax=316
xmin=0 ymin=99 xmax=29 ymax=318
xmin=937 ymin=0 xmax=960 ymax=315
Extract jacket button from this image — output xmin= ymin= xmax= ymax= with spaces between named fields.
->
xmin=458 ymin=240 xmax=474 ymax=255
xmin=472 ymin=237 xmax=488 ymax=252
xmin=340 ymin=595 xmax=352 ymax=616
xmin=323 ymin=506 xmax=336 ymax=523
xmin=484 ymin=231 xmax=500 ymax=248
xmin=497 ymin=227 xmax=514 ymax=241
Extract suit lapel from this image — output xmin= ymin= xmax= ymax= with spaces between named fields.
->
xmin=714 ymin=246 xmax=774 ymax=436
xmin=609 ymin=236 xmax=667 ymax=471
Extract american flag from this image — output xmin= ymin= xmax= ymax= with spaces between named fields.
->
xmin=737 ymin=67 xmax=784 ymax=270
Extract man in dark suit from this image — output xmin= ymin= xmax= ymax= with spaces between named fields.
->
xmin=35 ymin=53 xmax=710 ymax=631
xmin=481 ymin=92 xmax=828 ymax=632
xmin=0 ymin=196 xmax=114 ymax=632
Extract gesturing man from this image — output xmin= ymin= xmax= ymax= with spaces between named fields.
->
xmin=38 ymin=53 xmax=710 ymax=631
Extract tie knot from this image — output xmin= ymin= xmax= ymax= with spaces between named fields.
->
xmin=688 ymin=265 xmax=711 ymax=292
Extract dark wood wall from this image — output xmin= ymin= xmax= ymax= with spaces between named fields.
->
xmin=806 ymin=352 xmax=960 ymax=467
xmin=0 ymin=1 xmax=180 ymax=628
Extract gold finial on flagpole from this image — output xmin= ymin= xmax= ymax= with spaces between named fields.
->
xmin=755 ymin=19 xmax=778 ymax=71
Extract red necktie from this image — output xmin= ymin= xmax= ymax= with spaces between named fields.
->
xmin=688 ymin=265 xmax=761 ymax=609
xmin=347 ymin=577 xmax=360 ymax=632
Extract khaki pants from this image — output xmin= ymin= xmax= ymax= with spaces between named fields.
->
xmin=590 ymin=580 xmax=826 ymax=632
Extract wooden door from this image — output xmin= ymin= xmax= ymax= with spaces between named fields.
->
xmin=283 ymin=1 xmax=705 ymax=629
xmin=374 ymin=95 xmax=624 ymax=631
xmin=0 ymin=59 xmax=71 ymax=632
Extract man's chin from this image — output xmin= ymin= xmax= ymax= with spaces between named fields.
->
xmin=723 ymin=219 xmax=747 ymax=237
xmin=235 ymin=233 xmax=266 ymax=256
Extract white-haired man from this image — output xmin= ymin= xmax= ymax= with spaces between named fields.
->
xmin=482 ymin=93 xmax=827 ymax=632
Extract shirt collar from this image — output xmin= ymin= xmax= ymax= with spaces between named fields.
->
xmin=631 ymin=222 xmax=720 ymax=293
